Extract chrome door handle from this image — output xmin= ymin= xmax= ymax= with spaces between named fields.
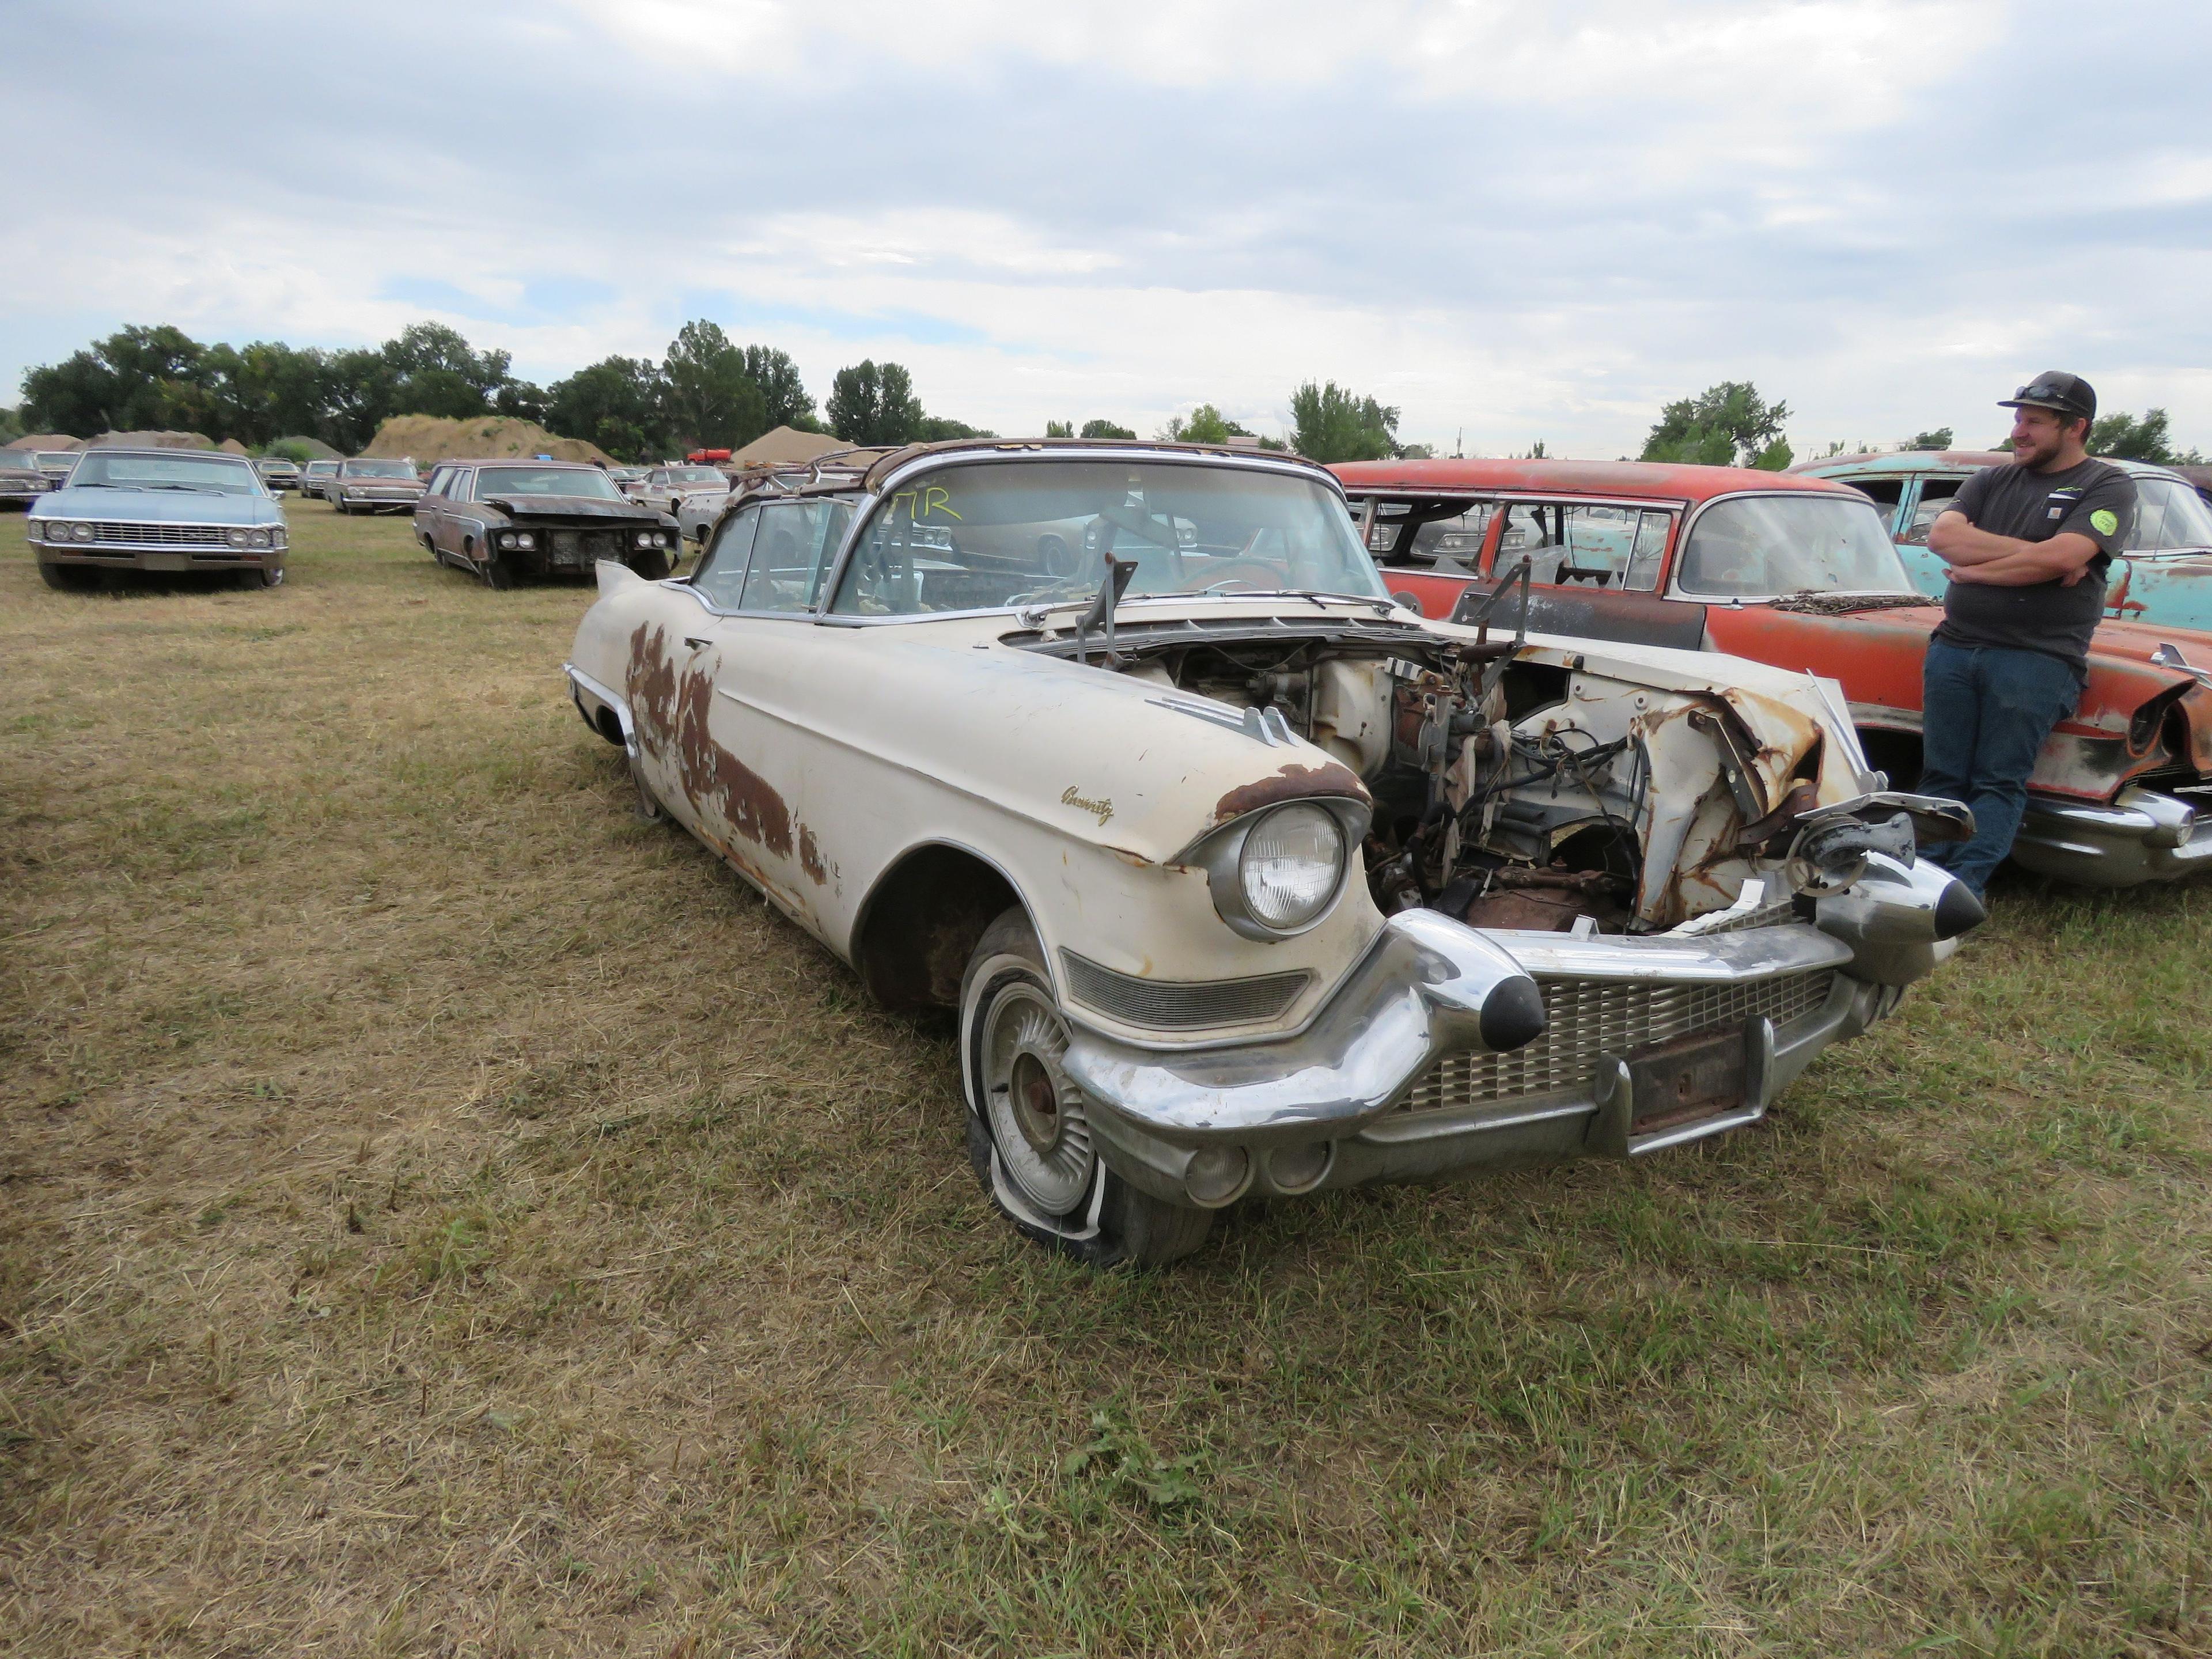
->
xmin=684 ymin=636 xmax=713 ymax=652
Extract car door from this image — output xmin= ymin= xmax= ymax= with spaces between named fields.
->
xmin=416 ymin=466 xmax=452 ymax=553
xmin=683 ymin=498 xmax=854 ymax=916
xmin=1447 ymin=497 xmax=1706 ymax=651
xmin=624 ymin=498 xmax=833 ymax=915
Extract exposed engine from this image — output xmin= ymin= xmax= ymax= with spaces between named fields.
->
xmin=1082 ymin=614 xmax=1927 ymax=935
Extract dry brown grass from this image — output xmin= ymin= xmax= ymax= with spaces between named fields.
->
xmin=3 ymin=501 xmax=2210 ymax=1657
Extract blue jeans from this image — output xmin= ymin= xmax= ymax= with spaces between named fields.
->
xmin=1919 ymin=638 xmax=2082 ymax=896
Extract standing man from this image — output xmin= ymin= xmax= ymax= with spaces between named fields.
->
xmin=1922 ymin=372 xmax=2136 ymax=896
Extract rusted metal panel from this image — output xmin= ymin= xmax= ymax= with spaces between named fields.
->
xmin=1210 ymin=760 xmax=1369 ymax=828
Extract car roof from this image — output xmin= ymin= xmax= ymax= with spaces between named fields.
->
xmin=1331 ymin=456 xmax=1858 ymax=504
xmin=722 ymin=437 xmax=1345 ymax=507
xmin=445 ymin=457 xmax=597 ymax=469
xmin=72 ymin=446 xmax=253 ymax=464
xmin=1793 ymin=449 xmax=2191 ymax=483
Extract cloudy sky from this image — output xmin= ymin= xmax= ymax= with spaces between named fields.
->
xmin=7 ymin=0 xmax=2209 ymax=456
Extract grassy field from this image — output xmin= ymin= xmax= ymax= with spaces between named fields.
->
xmin=2 ymin=499 xmax=2209 ymax=1657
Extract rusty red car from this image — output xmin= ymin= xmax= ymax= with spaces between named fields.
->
xmin=1333 ymin=458 xmax=2212 ymax=888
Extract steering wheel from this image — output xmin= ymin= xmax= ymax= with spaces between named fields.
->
xmin=1177 ymin=558 xmax=1282 ymax=593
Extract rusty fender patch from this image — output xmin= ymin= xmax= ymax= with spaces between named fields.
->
xmin=798 ymin=824 xmax=827 ymax=885
xmin=679 ymin=672 xmax=794 ymax=857
xmin=626 ymin=620 xmax=796 ymax=859
xmin=626 ymin=620 xmax=679 ymax=741
xmin=1211 ymin=761 xmax=1369 ymax=828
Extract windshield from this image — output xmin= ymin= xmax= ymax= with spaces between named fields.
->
xmin=0 ymin=451 xmax=39 ymax=472
xmin=343 ymin=459 xmax=417 ymax=478
xmin=2130 ymin=478 xmax=2212 ymax=551
xmin=830 ymin=459 xmax=1386 ymax=616
xmin=1676 ymin=494 xmax=1914 ymax=598
xmin=68 ymin=452 xmax=261 ymax=495
xmin=669 ymin=467 xmax=725 ymax=484
xmin=38 ymin=453 xmax=77 ymax=467
xmin=475 ymin=466 xmax=622 ymax=500
xmin=306 ymin=462 xmax=337 ymax=475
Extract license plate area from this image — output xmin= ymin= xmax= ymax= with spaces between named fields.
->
xmin=1626 ymin=1028 xmax=1746 ymax=1133
xmin=143 ymin=552 xmax=193 ymax=571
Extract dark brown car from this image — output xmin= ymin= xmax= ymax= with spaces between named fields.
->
xmin=414 ymin=459 xmax=680 ymax=588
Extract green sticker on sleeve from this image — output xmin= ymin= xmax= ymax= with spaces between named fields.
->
xmin=2090 ymin=509 xmax=2118 ymax=536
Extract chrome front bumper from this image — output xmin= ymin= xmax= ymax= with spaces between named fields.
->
xmin=1061 ymin=855 xmax=1973 ymax=1210
xmin=2012 ymin=787 xmax=2212 ymax=887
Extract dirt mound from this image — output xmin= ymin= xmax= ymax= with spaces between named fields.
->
xmin=6 ymin=433 xmax=81 ymax=452
xmin=218 ymin=438 xmax=251 ymax=456
xmin=728 ymin=425 xmax=852 ymax=467
xmin=85 ymin=430 xmax=218 ymax=449
xmin=363 ymin=415 xmax=612 ymax=467
xmin=271 ymin=434 xmax=340 ymax=460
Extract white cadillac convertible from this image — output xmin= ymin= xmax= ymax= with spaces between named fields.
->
xmin=566 ymin=440 xmax=1983 ymax=1266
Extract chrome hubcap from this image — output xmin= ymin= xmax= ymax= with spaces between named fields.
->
xmin=982 ymin=982 xmax=1094 ymax=1216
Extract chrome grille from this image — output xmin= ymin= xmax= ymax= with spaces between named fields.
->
xmin=87 ymin=522 xmax=233 ymax=546
xmin=1060 ymin=950 xmax=1310 ymax=1030
xmin=1399 ymin=969 xmax=1836 ymax=1114
xmin=1680 ymin=897 xmax=1799 ymax=936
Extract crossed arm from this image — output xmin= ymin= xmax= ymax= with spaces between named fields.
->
xmin=1927 ymin=510 xmax=2100 ymax=587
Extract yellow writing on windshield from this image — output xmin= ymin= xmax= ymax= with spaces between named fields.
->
xmin=891 ymin=484 xmax=963 ymax=521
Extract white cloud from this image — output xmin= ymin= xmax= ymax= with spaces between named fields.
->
xmin=3 ymin=0 xmax=2206 ymax=460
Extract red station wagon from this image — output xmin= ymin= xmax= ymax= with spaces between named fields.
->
xmin=1334 ymin=458 xmax=2212 ymax=889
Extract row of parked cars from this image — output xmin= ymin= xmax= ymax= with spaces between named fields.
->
xmin=23 ymin=433 xmax=2212 ymax=1266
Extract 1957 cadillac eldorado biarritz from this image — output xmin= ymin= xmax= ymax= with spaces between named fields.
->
xmin=565 ymin=441 xmax=1982 ymax=1266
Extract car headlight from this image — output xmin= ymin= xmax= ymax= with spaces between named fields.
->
xmin=248 ymin=530 xmax=271 ymax=550
xmin=1238 ymin=803 xmax=1346 ymax=930
xmin=71 ymin=521 xmax=94 ymax=543
xmin=635 ymin=531 xmax=654 ymax=548
xmin=226 ymin=528 xmax=249 ymax=548
xmin=514 ymin=532 xmax=535 ymax=550
xmin=1196 ymin=799 xmax=1354 ymax=941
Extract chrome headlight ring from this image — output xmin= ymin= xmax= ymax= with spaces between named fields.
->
xmin=1187 ymin=797 xmax=1368 ymax=942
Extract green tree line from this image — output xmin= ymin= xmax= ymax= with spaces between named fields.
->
xmin=14 ymin=324 xmax=1437 ymax=464
xmin=12 ymin=321 xmax=1010 ymax=462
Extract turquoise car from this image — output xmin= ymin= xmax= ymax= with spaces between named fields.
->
xmin=1796 ymin=450 xmax=2212 ymax=635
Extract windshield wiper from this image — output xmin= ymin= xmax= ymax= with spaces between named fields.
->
xmin=138 ymin=482 xmax=226 ymax=493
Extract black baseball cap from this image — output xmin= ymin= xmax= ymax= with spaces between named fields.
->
xmin=1999 ymin=371 xmax=2096 ymax=423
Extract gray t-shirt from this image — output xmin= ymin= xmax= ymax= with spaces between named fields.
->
xmin=1936 ymin=457 xmax=2134 ymax=675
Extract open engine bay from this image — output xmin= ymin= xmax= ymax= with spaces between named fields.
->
xmin=1017 ymin=605 xmax=1954 ymax=934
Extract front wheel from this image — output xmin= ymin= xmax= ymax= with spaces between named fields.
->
xmin=959 ymin=910 xmax=1214 ymax=1269
xmin=234 ymin=564 xmax=285 ymax=590
xmin=630 ymin=547 xmax=671 ymax=581
xmin=483 ymin=552 xmax=517 ymax=590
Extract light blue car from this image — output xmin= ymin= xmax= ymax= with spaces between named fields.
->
xmin=26 ymin=446 xmax=289 ymax=591
xmin=1796 ymin=450 xmax=2212 ymax=634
